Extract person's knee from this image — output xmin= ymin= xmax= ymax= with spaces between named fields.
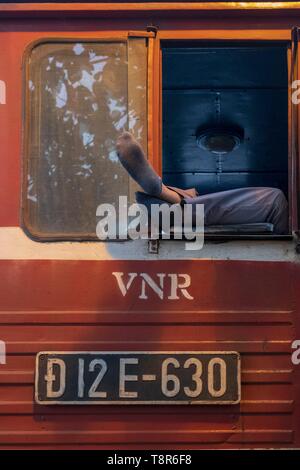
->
xmin=273 ymin=188 xmax=288 ymax=209
xmin=266 ymin=188 xmax=288 ymax=234
xmin=263 ymin=188 xmax=287 ymax=209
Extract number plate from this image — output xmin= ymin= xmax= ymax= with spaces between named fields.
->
xmin=35 ymin=351 xmax=241 ymax=405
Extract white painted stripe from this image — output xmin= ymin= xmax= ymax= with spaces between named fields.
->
xmin=0 ymin=227 xmax=298 ymax=261
xmin=142 ymin=374 xmax=156 ymax=381
xmin=0 ymin=80 xmax=6 ymax=105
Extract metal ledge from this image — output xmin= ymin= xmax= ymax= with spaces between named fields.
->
xmin=1 ymin=2 xmax=300 ymax=17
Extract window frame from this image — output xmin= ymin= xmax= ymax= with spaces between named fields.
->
xmin=155 ymin=31 xmax=294 ymax=241
xmin=21 ymin=35 xmax=150 ymax=241
xmin=21 ymin=31 xmax=296 ymax=243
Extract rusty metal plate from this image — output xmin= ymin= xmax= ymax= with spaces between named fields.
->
xmin=35 ymin=351 xmax=241 ymax=405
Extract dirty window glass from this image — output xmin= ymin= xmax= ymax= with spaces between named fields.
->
xmin=23 ymin=40 xmax=146 ymax=239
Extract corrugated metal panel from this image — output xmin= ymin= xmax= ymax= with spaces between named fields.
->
xmin=0 ymin=6 xmax=299 ymax=451
xmin=0 ymin=260 xmax=298 ymax=449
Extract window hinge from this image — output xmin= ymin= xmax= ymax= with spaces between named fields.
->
xmin=293 ymin=230 xmax=300 ymax=254
xmin=146 ymin=25 xmax=159 ymax=37
xmin=148 ymin=239 xmax=159 ymax=254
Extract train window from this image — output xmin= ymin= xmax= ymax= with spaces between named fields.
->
xmin=161 ymin=42 xmax=290 ymax=237
xmin=23 ymin=39 xmax=147 ymax=240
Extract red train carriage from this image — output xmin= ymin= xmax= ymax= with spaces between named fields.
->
xmin=0 ymin=1 xmax=300 ymax=449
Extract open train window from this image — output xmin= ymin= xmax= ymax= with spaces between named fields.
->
xmin=22 ymin=37 xmax=293 ymax=242
xmin=22 ymin=38 xmax=147 ymax=240
xmin=161 ymin=41 xmax=291 ymax=238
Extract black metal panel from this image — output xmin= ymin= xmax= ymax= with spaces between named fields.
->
xmin=162 ymin=45 xmax=288 ymax=196
xmin=163 ymin=89 xmax=288 ymax=172
xmin=164 ymin=172 xmax=288 ymax=196
xmin=163 ymin=46 xmax=288 ymax=89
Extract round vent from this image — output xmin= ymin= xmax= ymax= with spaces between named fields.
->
xmin=196 ymin=127 xmax=243 ymax=155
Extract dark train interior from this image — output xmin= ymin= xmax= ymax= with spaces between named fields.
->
xmin=162 ymin=42 xmax=289 ymax=203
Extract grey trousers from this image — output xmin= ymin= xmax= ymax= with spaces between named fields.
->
xmin=136 ymin=186 xmax=289 ymax=234
xmin=169 ymin=186 xmax=288 ymax=234
xmin=181 ymin=187 xmax=288 ymax=234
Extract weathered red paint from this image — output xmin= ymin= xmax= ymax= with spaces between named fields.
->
xmin=0 ymin=259 xmax=299 ymax=448
xmin=0 ymin=2 xmax=300 ymax=449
